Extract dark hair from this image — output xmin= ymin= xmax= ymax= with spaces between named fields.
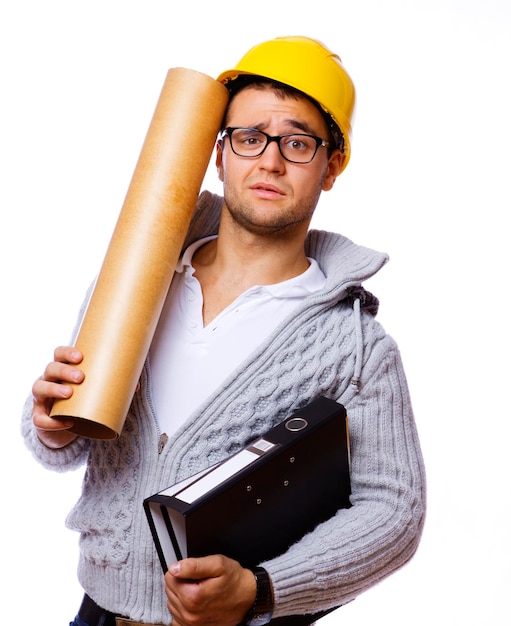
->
xmin=222 ymin=75 xmax=344 ymax=152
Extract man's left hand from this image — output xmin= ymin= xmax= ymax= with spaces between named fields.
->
xmin=164 ymin=554 xmax=256 ymax=625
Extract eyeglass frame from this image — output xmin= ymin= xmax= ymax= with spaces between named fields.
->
xmin=220 ymin=127 xmax=331 ymax=164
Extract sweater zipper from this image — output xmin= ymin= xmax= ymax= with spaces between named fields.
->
xmin=141 ymin=363 xmax=169 ymax=455
xmin=158 ymin=432 xmax=169 ymax=454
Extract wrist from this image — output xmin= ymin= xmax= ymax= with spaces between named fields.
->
xmin=244 ymin=567 xmax=274 ymax=626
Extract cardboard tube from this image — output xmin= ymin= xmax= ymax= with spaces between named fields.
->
xmin=50 ymin=68 xmax=229 ymax=439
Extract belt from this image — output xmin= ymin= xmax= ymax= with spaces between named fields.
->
xmin=78 ymin=594 xmax=164 ymax=626
xmin=115 ymin=617 xmax=163 ymax=626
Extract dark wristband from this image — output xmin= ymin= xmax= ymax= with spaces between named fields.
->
xmin=245 ymin=567 xmax=274 ymax=626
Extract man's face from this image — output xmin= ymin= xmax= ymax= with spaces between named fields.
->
xmin=216 ymin=85 xmax=342 ymax=238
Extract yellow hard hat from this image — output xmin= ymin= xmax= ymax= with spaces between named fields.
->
xmin=217 ymin=36 xmax=356 ymax=173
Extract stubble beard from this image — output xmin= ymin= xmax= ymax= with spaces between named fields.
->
xmin=223 ymin=186 xmax=322 ymax=239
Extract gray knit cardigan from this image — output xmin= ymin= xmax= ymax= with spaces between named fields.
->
xmin=21 ymin=191 xmax=426 ymax=624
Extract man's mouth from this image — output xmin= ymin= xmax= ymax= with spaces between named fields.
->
xmin=250 ymin=183 xmax=285 ymax=197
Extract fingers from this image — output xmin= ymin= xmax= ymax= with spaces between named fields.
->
xmin=30 ymin=346 xmax=84 ymax=448
xmin=164 ymin=556 xmax=255 ymax=626
xmin=46 ymin=346 xmax=84 ymax=383
xmin=32 ymin=346 xmax=84 ymax=399
xmin=53 ymin=345 xmax=83 ymax=365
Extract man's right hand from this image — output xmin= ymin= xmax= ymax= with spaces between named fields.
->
xmin=31 ymin=346 xmax=84 ymax=449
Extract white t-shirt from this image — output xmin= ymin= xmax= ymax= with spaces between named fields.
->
xmin=149 ymin=237 xmax=326 ymax=436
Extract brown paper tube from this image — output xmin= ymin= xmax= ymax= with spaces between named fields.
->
xmin=50 ymin=68 xmax=229 ymax=439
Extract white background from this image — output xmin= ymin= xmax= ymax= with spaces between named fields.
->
xmin=1 ymin=1 xmax=509 ymax=624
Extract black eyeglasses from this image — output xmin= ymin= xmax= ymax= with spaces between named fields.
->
xmin=220 ymin=127 xmax=330 ymax=164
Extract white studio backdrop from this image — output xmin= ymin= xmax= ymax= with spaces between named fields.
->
xmin=1 ymin=1 xmax=509 ymax=624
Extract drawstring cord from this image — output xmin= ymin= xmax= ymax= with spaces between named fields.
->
xmin=345 ymin=285 xmax=379 ymax=393
xmin=350 ymin=297 xmax=362 ymax=392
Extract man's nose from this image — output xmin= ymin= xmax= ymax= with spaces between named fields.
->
xmin=258 ymin=138 xmax=286 ymax=169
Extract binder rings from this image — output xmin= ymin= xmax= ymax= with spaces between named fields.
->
xmin=144 ymin=396 xmax=351 ymax=576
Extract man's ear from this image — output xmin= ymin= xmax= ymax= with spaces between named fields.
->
xmin=216 ymin=140 xmax=225 ymax=182
xmin=322 ymin=151 xmax=343 ymax=191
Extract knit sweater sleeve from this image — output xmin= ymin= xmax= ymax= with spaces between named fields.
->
xmin=21 ymin=394 xmax=91 ymax=470
xmin=20 ymin=283 xmax=94 ymax=471
xmin=263 ymin=333 xmax=426 ymax=618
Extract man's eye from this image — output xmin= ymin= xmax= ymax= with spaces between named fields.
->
xmin=235 ymin=131 xmax=265 ymax=148
xmin=284 ymin=136 xmax=311 ymax=152
xmin=289 ymin=139 xmax=307 ymax=150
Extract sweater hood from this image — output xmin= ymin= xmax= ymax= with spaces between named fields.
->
xmin=303 ymin=230 xmax=388 ymax=392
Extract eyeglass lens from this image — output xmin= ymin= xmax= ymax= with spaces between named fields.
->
xmin=228 ymin=128 xmax=322 ymax=164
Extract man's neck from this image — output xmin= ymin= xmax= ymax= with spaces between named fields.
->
xmin=191 ymin=219 xmax=310 ymax=326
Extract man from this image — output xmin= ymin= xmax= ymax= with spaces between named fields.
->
xmin=22 ymin=36 xmax=426 ymax=626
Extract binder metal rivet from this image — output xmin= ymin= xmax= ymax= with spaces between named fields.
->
xmin=290 ymin=457 xmax=295 ymax=463
xmin=246 ymin=485 xmax=252 ymax=492
xmin=256 ymin=498 xmax=262 ymax=505
xmin=285 ymin=417 xmax=308 ymax=431
xmin=284 ymin=480 xmax=289 ymax=487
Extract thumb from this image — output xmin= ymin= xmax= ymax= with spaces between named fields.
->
xmin=169 ymin=556 xmax=217 ymax=580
